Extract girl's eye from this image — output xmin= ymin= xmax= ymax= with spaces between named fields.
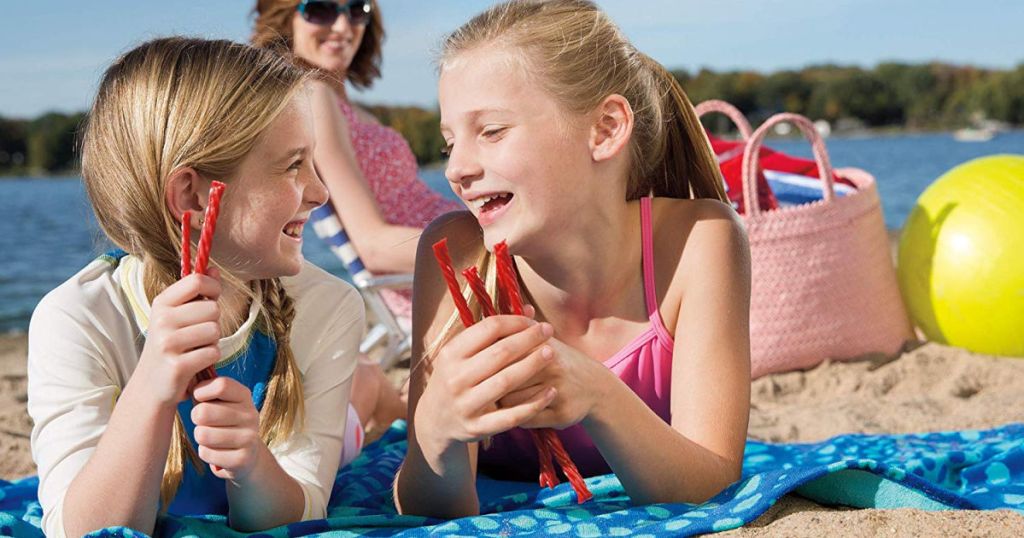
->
xmin=440 ymin=144 xmax=452 ymax=158
xmin=482 ymin=127 xmax=505 ymax=139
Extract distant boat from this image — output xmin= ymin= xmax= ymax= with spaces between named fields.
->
xmin=813 ymin=119 xmax=831 ymax=138
xmin=953 ymin=127 xmax=996 ymax=142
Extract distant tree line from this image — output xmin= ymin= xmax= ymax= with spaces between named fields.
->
xmin=2 ymin=62 xmax=1021 ymax=176
xmin=678 ymin=62 xmax=1024 ymax=130
xmin=1 ymin=112 xmax=87 ymax=176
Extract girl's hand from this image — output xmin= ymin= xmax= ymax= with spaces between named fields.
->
xmin=134 ymin=270 xmax=223 ymax=406
xmin=191 ymin=376 xmax=264 ymax=481
xmin=414 ymin=316 xmax=558 ymax=456
xmin=500 ymin=337 xmax=614 ymax=430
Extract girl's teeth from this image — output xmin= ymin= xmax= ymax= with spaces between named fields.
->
xmin=473 ymin=193 xmax=510 ymax=210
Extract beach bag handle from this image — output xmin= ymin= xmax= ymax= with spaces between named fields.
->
xmin=694 ymin=99 xmax=754 ymax=140
xmin=741 ymin=113 xmax=837 ymax=215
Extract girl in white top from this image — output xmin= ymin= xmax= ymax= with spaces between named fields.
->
xmin=27 ymin=37 xmax=364 ymax=537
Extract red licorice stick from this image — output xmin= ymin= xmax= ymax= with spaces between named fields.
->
xmin=180 ymin=212 xmax=192 ymax=278
xmin=432 ymin=239 xmax=475 ymax=328
xmin=530 ymin=429 xmax=559 ymax=489
xmin=193 ymin=181 xmax=225 ymax=276
xmin=544 ymin=429 xmax=593 ymax=503
xmin=494 ymin=240 xmax=592 ymax=504
xmin=493 ymin=242 xmax=523 ymax=316
xmin=192 ymin=181 xmax=226 ymax=382
xmin=461 ymin=266 xmax=497 ymax=318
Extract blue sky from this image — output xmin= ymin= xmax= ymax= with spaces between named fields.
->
xmin=1 ymin=0 xmax=1022 ymax=117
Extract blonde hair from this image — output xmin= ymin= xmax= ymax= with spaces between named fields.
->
xmin=81 ymin=37 xmax=310 ymax=508
xmin=426 ymin=0 xmax=728 ymax=358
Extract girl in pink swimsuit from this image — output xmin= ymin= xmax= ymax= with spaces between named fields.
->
xmin=252 ymin=0 xmax=458 ymax=455
xmin=395 ymin=0 xmax=752 ymax=518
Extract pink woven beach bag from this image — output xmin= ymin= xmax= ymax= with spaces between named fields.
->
xmin=737 ymin=113 xmax=913 ymax=378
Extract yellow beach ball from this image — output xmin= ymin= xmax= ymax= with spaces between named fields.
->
xmin=897 ymin=154 xmax=1024 ymax=357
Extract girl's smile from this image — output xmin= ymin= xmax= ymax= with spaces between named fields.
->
xmin=464 ymin=191 xmax=515 ymax=227
xmin=282 ymin=218 xmax=307 ymax=241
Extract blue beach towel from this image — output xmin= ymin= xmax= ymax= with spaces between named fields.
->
xmin=2 ymin=422 xmax=1022 ymax=537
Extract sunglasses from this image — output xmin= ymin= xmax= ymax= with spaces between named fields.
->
xmin=297 ymin=0 xmax=372 ymax=27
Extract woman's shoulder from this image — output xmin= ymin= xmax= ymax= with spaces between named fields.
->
xmin=307 ymin=79 xmax=380 ymax=127
xmin=351 ymin=104 xmax=381 ymax=126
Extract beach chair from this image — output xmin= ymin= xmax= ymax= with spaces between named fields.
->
xmin=310 ymin=203 xmax=413 ymax=369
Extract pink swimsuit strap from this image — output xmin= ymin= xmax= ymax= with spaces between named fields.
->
xmin=640 ymin=196 xmax=672 ymax=330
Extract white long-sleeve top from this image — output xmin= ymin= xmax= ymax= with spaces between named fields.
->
xmin=27 ymin=252 xmax=364 ymax=537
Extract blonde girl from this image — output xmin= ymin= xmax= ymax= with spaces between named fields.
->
xmin=28 ymin=37 xmax=363 ymax=536
xmin=395 ymin=0 xmax=751 ymax=517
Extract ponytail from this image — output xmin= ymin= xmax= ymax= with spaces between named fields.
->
xmin=637 ymin=56 xmax=727 ymax=202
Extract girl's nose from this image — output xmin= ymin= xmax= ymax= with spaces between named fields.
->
xmin=304 ymin=168 xmax=330 ymax=208
xmin=444 ymin=143 xmax=483 ymax=186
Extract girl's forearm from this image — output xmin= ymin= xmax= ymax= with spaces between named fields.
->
xmin=394 ymin=429 xmax=480 ymax=519
xmin=582 ymin=382 xmax=743 ymax=505
xmin=62 ymin=379 xmax=177 ymax=537
xmin=225 ymin=446 xmax=305 ymax=531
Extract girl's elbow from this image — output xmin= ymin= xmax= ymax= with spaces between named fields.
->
xmin=699 ymin=459 xmax=744 ymax=503
xmin=657 ymin=460 xmax=743 ymax=505
xmin=394 ymin=476 xmax=480 ymax=519
xmin=722 ymin=456 xmax=743 ymax=484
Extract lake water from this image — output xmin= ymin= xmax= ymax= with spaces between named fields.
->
xmin=1 ymin=130 xmax=1021 ymax=333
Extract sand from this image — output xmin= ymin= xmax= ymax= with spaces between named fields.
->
xmin=0 ymin=335 xmax=32 ymax=481
xmin=3 ymin=333 xmax=1023 ymax=535
xmin=724 ymin=342 xmax=1024 ymax=536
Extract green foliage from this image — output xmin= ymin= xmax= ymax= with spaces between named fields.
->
xmin=0 ymin=117 xmax=30 ymax=173
xmin=364 ymin=104 xmax=445 ymax=165
xmin=0 ymin=111 xmax=85 ymax=175
xmin=678 ymin=62 xmax=1024 ymax=133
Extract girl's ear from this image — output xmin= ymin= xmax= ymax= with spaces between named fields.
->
xmin=165 ymin=167 xmax=206 ymax=227
xmin=589 ymin=94 xmax=633 ymax=162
